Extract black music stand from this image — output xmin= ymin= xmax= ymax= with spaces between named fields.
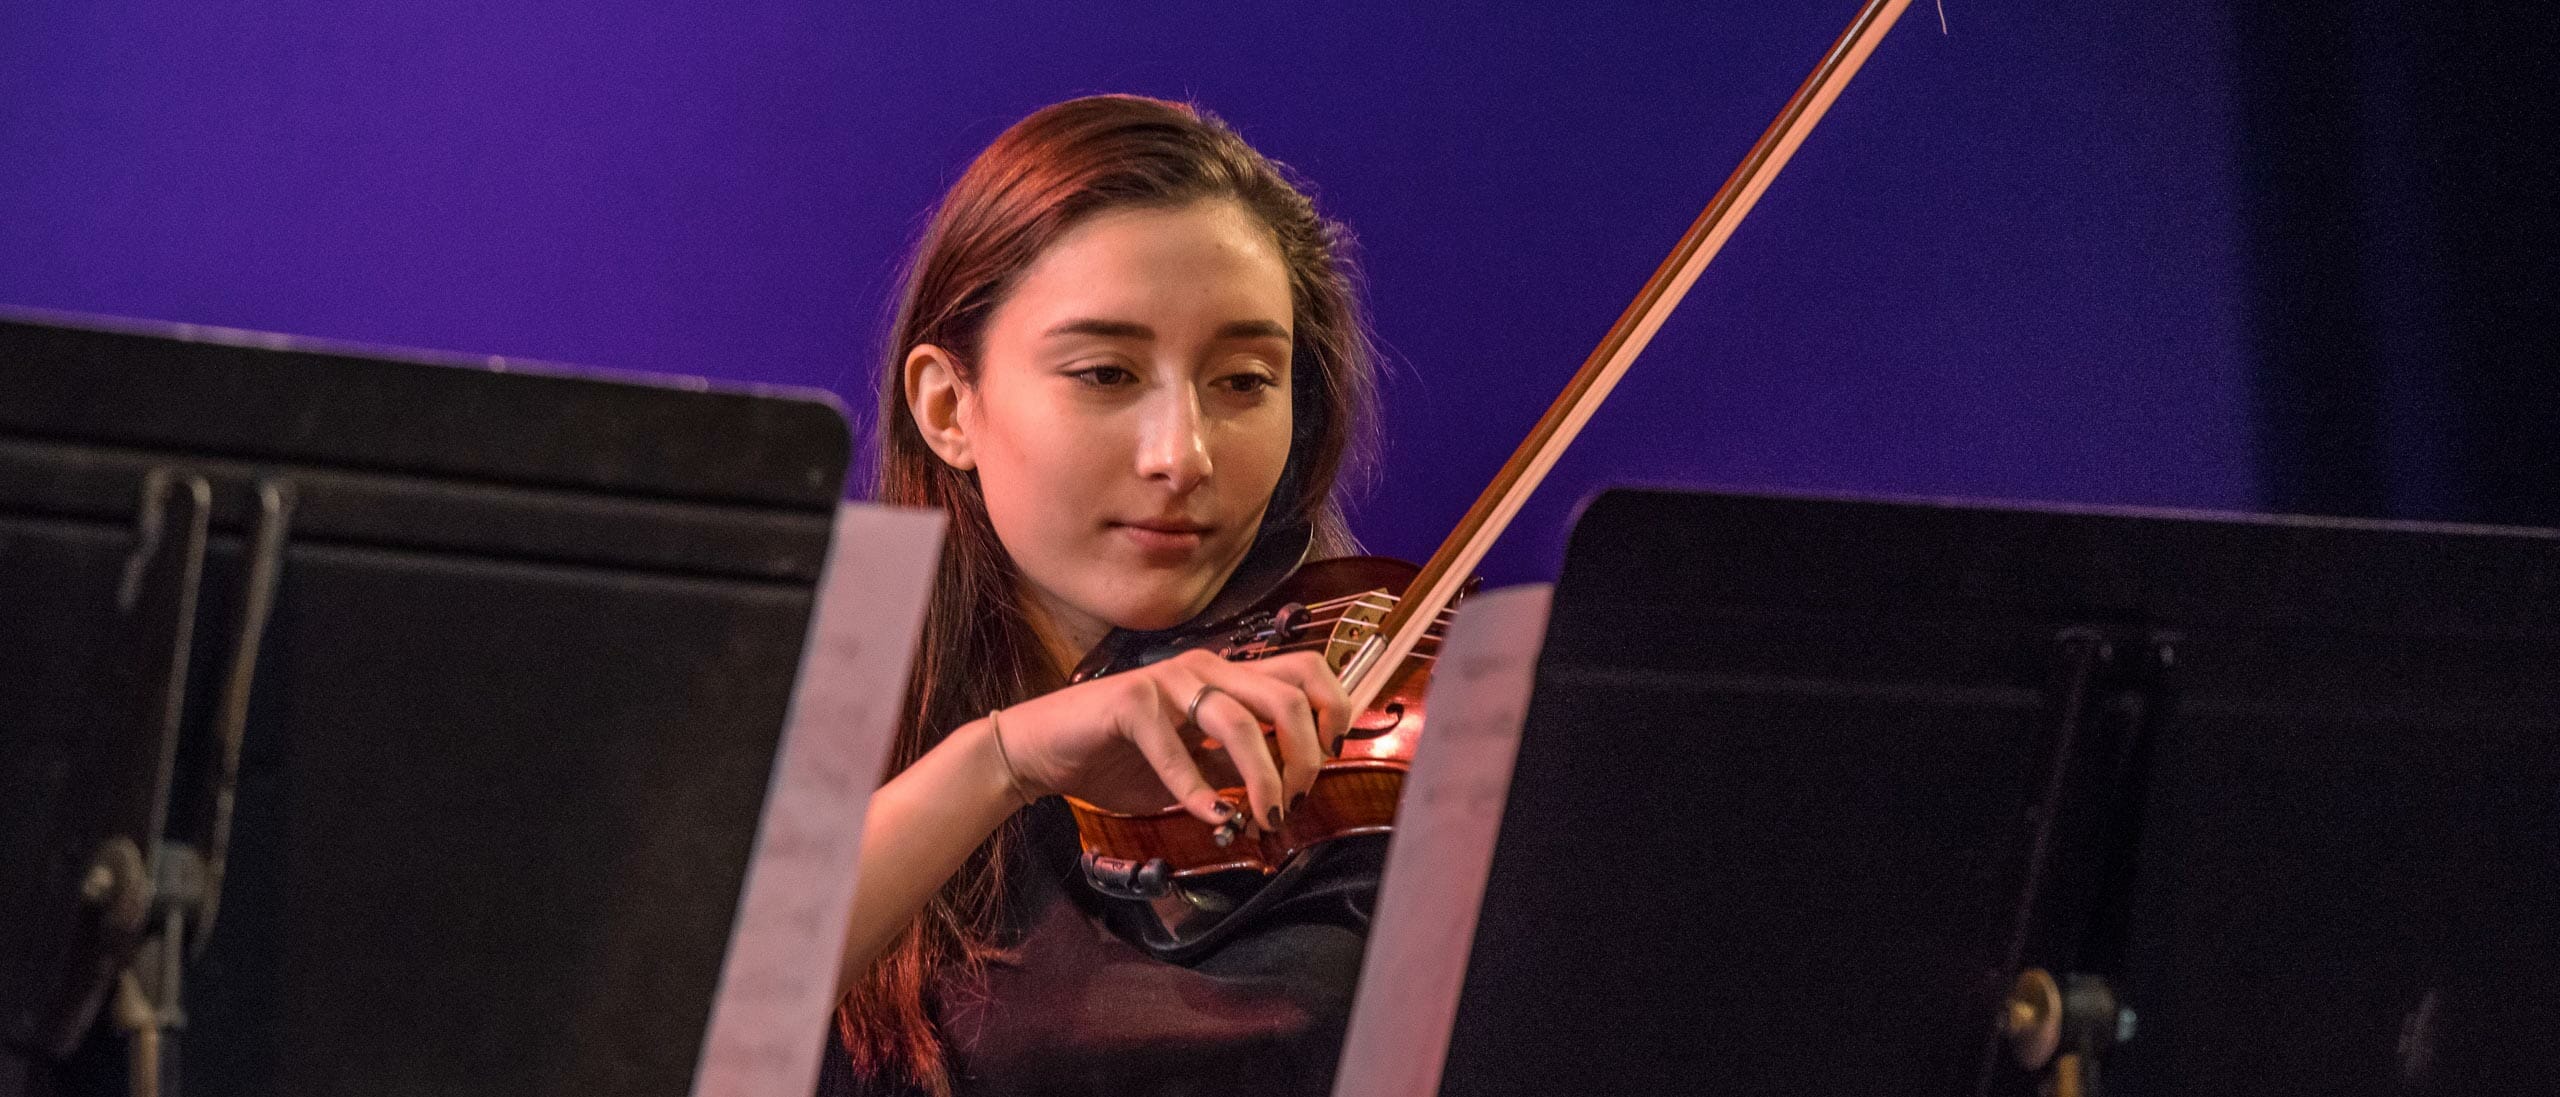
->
xmin=1437 ymin=487 xmax=2560 ymax=1096
xmin=0 ymin=313 xmax=850 ymax=1096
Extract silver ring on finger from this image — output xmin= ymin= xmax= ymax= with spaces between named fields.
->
xmin=1185 ymin=683 xmax=1228 ymax=730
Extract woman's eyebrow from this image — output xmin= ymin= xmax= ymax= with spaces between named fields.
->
xmin=1044 ymin=317 xmax=1152 ymax=340
xmin=1216 ymin=320 xmax=1290 ymax=341
xmin=1041 ymin=318 xmax=1289 ymax=341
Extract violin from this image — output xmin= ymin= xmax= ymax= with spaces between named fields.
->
xmin=1063 ymin=0 xmax=1916 ymax=961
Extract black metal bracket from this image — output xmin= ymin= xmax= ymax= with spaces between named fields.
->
xmin=187 ymin=479 xmax=294 ymax=958
xmin=127 ymin=477 xmax=295 ymax=1097
xmin=1976 ymin=625 xmax=2179 ymax=1097
xmin=35 ymin=471 xmax=295 ymax=1097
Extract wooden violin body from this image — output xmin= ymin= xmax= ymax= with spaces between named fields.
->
xmin=1064 ymin=556 xmax=1445 ymax=913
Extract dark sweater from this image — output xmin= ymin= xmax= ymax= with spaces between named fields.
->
xmin=817 ymin=800 xmax=1372 ymax=1097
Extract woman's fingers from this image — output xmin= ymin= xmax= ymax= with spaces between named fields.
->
xmin=1061 ymin=649 xmax=1360 ymax=835
xmin=1251 ymin=651 xmax=1355 ymax=755
xmin=1187 ymin=680 xmax=1287 ymax=833
xmin=1120 ymin=676 xmax=1234 ymax=828
xmin=1201 ymin=664 xmax=1323 ymax=807
xmin=1176 ymin=651 xmax=1344 ymax=828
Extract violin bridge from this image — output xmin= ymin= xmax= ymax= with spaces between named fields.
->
xmin=1323 ymin=597 xmax=1393 ymax=676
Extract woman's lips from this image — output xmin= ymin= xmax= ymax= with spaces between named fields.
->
xmin=1112 ymin=522 xmax=1210 ymax=558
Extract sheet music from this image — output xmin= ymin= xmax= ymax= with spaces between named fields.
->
xmin=690 ymin=504 xmax=945 ymax=1097
xmin=1332 ymin=583 xmax=1553 ymax=1097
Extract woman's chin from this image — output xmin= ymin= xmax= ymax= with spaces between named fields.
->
xmin=1103 ymin=587 xmax=1221 ymax=633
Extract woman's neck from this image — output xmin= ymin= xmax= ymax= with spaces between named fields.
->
xmin=1019 ymin=585 xmax=1111 ymax=679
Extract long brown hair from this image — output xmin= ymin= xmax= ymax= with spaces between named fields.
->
xmin=843 ymin=95 xmax=1379 ymax=1094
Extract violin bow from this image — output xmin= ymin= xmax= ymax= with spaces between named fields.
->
xmin=1337 ymin=0 xmax=1915 ymax=712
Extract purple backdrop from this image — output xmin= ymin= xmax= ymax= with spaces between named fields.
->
xmin=0 ymin=0 xmax=2254 ymax=584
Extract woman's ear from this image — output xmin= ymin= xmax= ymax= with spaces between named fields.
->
xmin=904 ymin=344 xmax=976 ymax=471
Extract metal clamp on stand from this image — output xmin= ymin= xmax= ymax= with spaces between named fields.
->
xmin=2003 ymin=968 xmax=2136 ymax=1097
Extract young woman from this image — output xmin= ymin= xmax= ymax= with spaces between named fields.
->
xmin=821 ymin=95 xmax=1383 ymax=1097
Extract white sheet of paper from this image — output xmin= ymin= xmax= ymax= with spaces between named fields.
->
xmin=1331 ymin=583 xmax=1553 ymax=1097
xmin=689 ymin=503 xmax=946 ymax=1097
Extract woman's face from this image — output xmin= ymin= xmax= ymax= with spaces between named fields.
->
xmin=909 ymin=198 xmax=1296 ymax=663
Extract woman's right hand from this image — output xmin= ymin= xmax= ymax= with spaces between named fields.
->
xmin=993 ymin=648 xmax=1352 ymax=836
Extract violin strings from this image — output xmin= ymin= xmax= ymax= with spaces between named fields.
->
xmin=1246 ymin=636 xmax=1442 ymax=659
xmin=1280 ymin=600 xmax=1460 ymax=628
xmin=1288 ymin=590 xmax=1465 ymax=621
xmin=1280 ymin=612 xmax=1460 ymax=635
xmin=1251 ymin=641 xmax=1440 ymax=663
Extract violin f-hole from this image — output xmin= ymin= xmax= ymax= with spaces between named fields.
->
xmin=1345 ymin=700 xmax=1404 ymax=739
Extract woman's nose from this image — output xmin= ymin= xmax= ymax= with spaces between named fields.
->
xmin=1135 ymin=388 xmax=1214 ymax=490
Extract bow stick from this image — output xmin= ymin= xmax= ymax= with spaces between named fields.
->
xmin=1338 ymin=0 xmax=1916 ymax=710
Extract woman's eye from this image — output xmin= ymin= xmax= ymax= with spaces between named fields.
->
xmin=1069 ymin=365 xmax=1134 ymax=387
xmin=1219 ymin=372 xmax=1279 ymax=395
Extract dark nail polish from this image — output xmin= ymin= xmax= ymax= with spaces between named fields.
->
xmin=1211 ymin=800 xmax=1233 ymax=818
xmin=1265 ymin=806 xmax=1282 ymax=830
